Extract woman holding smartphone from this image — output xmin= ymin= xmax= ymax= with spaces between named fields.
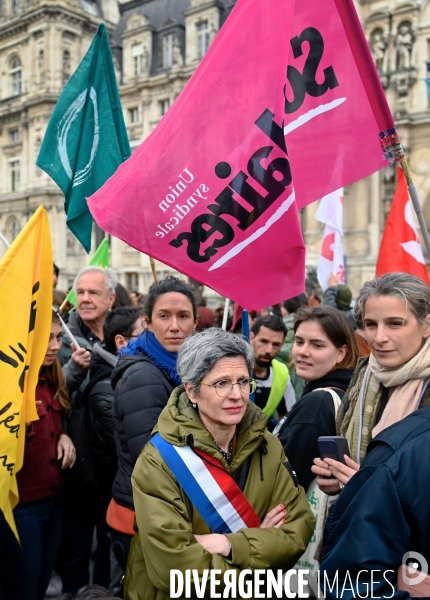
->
xmin=276 ymin=306 xmax=359 ymax=489
xmin=313 ymin=272 xmax=430 ymax=492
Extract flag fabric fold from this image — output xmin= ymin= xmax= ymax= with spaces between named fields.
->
xmin=64 ymin=237 xmax=110 ymax=306
xmin=0 ymin=207 xmax=53 ymax=539
xmin=88 ymin=0 xmax=398 ymax=309
xmin=376 ymin=168 xmax=430 ymax=283
xmin=37 ymin=23 xmax=130 ymax=252
xmin=316 ymin=189 xmax=345 ymax=292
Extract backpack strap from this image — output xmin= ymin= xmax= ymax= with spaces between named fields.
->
xmin=313 ymin=387 xmax=343 ymax=416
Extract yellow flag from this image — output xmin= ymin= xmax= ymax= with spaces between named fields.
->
xmin=0 ymin=206 xmax=53 ymax=540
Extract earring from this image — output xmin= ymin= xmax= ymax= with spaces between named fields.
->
xmin=192 ymin=403 xmax=197 ymax=409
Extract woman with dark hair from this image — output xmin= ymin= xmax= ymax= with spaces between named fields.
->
xmin=107 ymin=277 xmax=197 ymax=572
xmin=276 ymin=306 xmax=359 ymax=490
xmin=112 ymin=283 xmax=133 ymax=309
xmin=0 ymin=310 xmax=76 ymax=600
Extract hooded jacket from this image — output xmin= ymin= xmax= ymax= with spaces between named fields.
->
xmin=276 ymin=369 xmax=354 ymax=490
xmin=58 ymin=309 xmax=100 ymax=394
xmin=321 ymin=406 xmax=430 ymax=599
xmin=124 ymin=386 xmax=315 ymax=600
xmin=111 ymin=353 xmax=175 ymax=510
xmin=82 ymin=343 xmax=118 ymax=502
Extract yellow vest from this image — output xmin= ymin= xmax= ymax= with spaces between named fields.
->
xmin=262 ymin=360 xmax=290 ymax=418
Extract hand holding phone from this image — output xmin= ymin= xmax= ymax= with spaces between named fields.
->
xmin=317 ymin=436 xmax=350 ymax=465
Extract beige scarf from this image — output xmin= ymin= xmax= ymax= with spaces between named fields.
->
xmin=371 ymin=337 xmax=430 ymax=436
xmin=342 ymin=337 xmax=430 ymax=462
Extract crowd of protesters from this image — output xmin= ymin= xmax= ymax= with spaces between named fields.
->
xmin=2 ymin=265 xmax=430 ymax=600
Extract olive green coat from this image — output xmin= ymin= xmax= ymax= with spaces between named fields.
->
xmin=124 ymin=386 xmax=314 ymax=600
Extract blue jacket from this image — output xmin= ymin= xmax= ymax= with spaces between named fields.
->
xmin=321 ymin=406 xmax=430 ymax=599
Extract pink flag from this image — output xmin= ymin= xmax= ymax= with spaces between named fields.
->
xmin=88 ymin=0 xmax=399 ymax=310
xmin=316 ymin=189 xmax=345 ymax=291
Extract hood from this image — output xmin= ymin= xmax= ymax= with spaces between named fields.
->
xmin=92 ymin=342 xmax=118 ymax=369
xmin=111 ymin=352 xmax=151 ymax=390
xmin=154 ymin=385 xmax=269 ymax=471
xmin=301 ymin=368 xmax=354 ymax=397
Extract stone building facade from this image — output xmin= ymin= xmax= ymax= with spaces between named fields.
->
xmin=0 ymin=0 xmax=428 ymax=299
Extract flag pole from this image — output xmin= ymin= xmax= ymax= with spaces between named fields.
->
xmin=400 ymin=157 xmax=430 ymax=260
xmin=0 ymin=230 xmax=10 ymax=250
xmin=149 ymin=256 xmax=158 ymax=282
xmin=221 ymin=298 xmax=230 ymax=330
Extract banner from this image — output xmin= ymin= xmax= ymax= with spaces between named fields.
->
xmin=376 ymin=168 xmax=430 ymax=283
xmin=37 ymin=24 xmax=131 ymax=253
xmin=0 ymin=207 xmax=53 ymax=539
xmin=316 ymin=189 xmax=345 ymax=291
xmin=88 ymin=0 xmax=398 ymax=309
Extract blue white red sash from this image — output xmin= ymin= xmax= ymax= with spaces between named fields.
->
xmin=150 ymin=433 xmax=260 ymax=534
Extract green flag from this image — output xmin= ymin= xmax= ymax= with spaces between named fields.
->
xmin=65 ymin=237 xmax=110 ymax=306
xmin=37 ymin=23 xmax=131 ymax=252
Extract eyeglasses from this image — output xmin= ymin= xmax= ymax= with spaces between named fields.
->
xmin=199 ymin=378 xmax=257 ymax=398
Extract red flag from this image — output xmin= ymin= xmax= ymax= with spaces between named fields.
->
xmin=376 ymin=168 xmax=430 ymax=283
xmin=88 ymin=0 xmax=399 ymax=309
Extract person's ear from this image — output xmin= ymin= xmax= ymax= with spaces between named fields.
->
xmin=184 ymin=382 xmax=195 ymax=401
xmin=145 ymin=316 xmax=152 ymax=332
xmin=336 ymin=344 xmax=348 ymax=365
xmin=423 ymin=315 xmax=430 ymax=339
xmin=115 ymin=334 xmax=127 ymax=350
xmin=250 ymin=332 xmax=255 ymax=342
xmin=108 ymin=292 xmax=115 ymax=308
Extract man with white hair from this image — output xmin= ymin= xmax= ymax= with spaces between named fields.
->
xmin=57 ymin=266 xmax=117 ymax=593
xmin=59 ymin=266 xmax=117 ymax=391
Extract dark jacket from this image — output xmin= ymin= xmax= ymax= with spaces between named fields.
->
xmin=321 ymin=406 xmax=430 ymax=599
xmin=111 ymin=352 xmax=175 ymax=510
xmin=124 ymin=386 xmax=315 ymax=600
xmin=58 ymin=310 xmax=100 ymax=395
xmin=81 ymin=343 xmax=118 ymax=503
xmin=276 ymin=369 xmax=354 ymax=490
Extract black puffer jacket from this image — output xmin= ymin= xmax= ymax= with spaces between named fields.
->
xmin=276 ymin=369 xmax=354 ymax=490
xmin=111 ymin=353 xmax=175 ymax=510
xmin=83 ymin=343 xmax=118 ymax=502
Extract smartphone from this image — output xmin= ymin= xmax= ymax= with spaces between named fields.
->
xmin=317 ymin=436 xmax=350 ymax=465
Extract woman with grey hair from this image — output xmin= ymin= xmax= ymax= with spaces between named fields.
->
xmin=312 ymin=271 xmax=430 ymax=493
xmin=124 ymin=328 xmax=314 ymax=600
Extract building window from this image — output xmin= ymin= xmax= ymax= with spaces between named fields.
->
xmin=133 ymin=43 xmax=143 ymax=76
xmin=159 ymin=99 xmax=170 ymax=116
xmin=11 ymin=0 xmax=20 ymax=15
xmin=62 ymin=50 xmax=71 ymax=85
xmin=9 ymin=129 xmax=19 ymax=142
xmin=162 ymin=33 xmax=174 ymax=69
xmin=10 ymin=160 xmax=20 ymax=192
xmin=129 ymin=107 xmax=139 ymax=123
xmin=38 ymin=49 xmax=45 ymax=88
xmin=7 ymin=217 xmax=21 ymax=243
xmin=126 ymin=272 xmax=139 ymax=290
xmin=10 ymin=57 xmax=22 ymax=96
xmin=197 ymin=21 xmax=210 ymax=59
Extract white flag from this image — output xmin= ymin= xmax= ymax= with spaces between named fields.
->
xmin=316 ymin=189 xmax=345 ymax=291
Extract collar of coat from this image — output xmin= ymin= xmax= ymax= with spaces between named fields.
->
xmin=154 ymin=386 xmax=269 ymax=472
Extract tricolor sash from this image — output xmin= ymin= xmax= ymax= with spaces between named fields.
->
xmin=150 ymin=433 xmax=260 ymax=534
